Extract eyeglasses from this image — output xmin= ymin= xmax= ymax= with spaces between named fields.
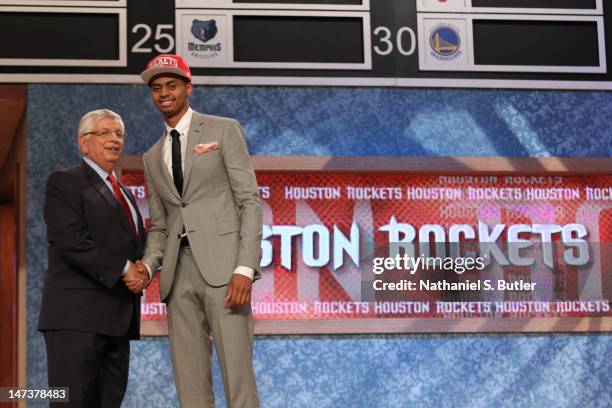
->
xmin=83 ymin=129 xmax=126 ymax=139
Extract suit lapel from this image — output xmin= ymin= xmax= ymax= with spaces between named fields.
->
xmin=182 ymin=112 xmax=206 ymax=195
xmin=123 ymin=184 xmax=143 ymax=232
xmin=81 ymin=160 xmax=135 ymax=238
xmin=150 ymin=132 xmax=181 ymax=200
xmin=119 ymin=180 xmax=144 ymax=241
xmin=82 ymin=160 xmax=117 ymax=209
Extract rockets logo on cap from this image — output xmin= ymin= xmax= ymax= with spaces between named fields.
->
xmin=140 ymin=54 xmax=192 ymax=84
xmin=148 ymin=55 xmax=180 ymax=69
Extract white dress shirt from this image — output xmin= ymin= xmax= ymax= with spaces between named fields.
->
xmin=162 ymin=107 xmax=192 ymax=177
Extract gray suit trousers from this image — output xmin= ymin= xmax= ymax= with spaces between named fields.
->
xmin=167 ymin=248 xmax=259 ymax=408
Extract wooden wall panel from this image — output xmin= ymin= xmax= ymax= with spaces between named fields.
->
xmin=0 ymin=203 xmax=18 ymax=389
xmin=0 ymin=84 xmax=26 ymax=403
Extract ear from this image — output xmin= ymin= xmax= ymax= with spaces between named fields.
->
xmin=186 ymin=82 xmax=193 ymax=96
xmin=78 ymin=135 xmax=89 ymax=156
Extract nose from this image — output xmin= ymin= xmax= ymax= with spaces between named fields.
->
xmin=108 ymin=131 xmax=123 ymax=142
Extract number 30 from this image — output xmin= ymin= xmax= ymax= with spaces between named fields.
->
xmin=373 ymin=26 xmax=416 ymax=56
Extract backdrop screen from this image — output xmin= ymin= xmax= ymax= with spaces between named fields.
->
xmin=121 ymin=166 xmax=612 ymax=334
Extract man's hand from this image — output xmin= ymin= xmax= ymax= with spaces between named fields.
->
xmin=224 ymin=274 xmax=252 ymax=308
xmin=123 ymin=261 xmax=148 ymax=293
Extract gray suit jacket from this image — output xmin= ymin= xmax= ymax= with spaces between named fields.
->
xmin=142 ymin=111 xmax=262 ymax=301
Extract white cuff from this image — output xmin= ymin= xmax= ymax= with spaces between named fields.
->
xmin=122 ymin=260 xmax=131 ymax=276
xmin=233 ymin=266 xmax=254 ymax=281
xmin=143 ymin=263 xmax=153 ymax=282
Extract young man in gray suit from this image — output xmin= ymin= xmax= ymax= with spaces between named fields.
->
xmin=138 ymin=54 xmax=262 ymax=407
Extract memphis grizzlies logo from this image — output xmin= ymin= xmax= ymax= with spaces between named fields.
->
xmin=429 ymin=23 xmax=462 ymax=61
xmin=187 ymin=18 xmax=223 ymax=59
xmin=191 ymin=19 xmax=218 ymax=43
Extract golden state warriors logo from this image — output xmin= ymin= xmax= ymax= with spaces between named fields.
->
xmin=429 ymin=23 xmax=462 ymax=61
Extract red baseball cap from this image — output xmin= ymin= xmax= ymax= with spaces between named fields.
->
xmin=140 ymin=54 xmax=192 ymax=84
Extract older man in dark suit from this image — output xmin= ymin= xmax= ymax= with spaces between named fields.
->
xmin=39 ymin=109 xmax=147 ymax=407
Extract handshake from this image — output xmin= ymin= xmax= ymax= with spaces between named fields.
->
xmin=123 ymin=260 xmax=150 ymax=293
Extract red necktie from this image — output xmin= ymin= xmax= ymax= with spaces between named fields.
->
xmin=107 ymin=174 xmax=137 ymax=235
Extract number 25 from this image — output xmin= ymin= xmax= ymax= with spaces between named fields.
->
xmin=132 ymin=24 xmax=174 ymax=54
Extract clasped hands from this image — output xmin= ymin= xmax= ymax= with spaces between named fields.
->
xmin=122 ymin=260 xmax=253 ymax=305
xmin=123 ymin=261 xmax=149 ymax=293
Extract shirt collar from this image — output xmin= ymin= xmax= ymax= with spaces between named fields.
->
xmin=83 ymin=156 xmax=117 ymax=182
xmin=165 ymin=107 xmax=193 ymax=137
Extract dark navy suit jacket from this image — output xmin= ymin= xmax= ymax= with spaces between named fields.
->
xmin=38 ymin=160 xmax=145 ymax=339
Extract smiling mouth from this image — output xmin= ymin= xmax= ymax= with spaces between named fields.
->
xmin=160 ymin=100 xmax=174 ymax=107
xmin=105 ymin=146 xmax=120 ymax=153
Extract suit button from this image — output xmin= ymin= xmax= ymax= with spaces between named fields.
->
xmin=98 ymin=276 xmax=105 ymax=282
xmin=181 ymin=202 xmax=187 ymax=208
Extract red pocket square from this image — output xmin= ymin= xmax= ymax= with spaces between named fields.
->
xmin=194 ymin=142 xmax=219 ymax=156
